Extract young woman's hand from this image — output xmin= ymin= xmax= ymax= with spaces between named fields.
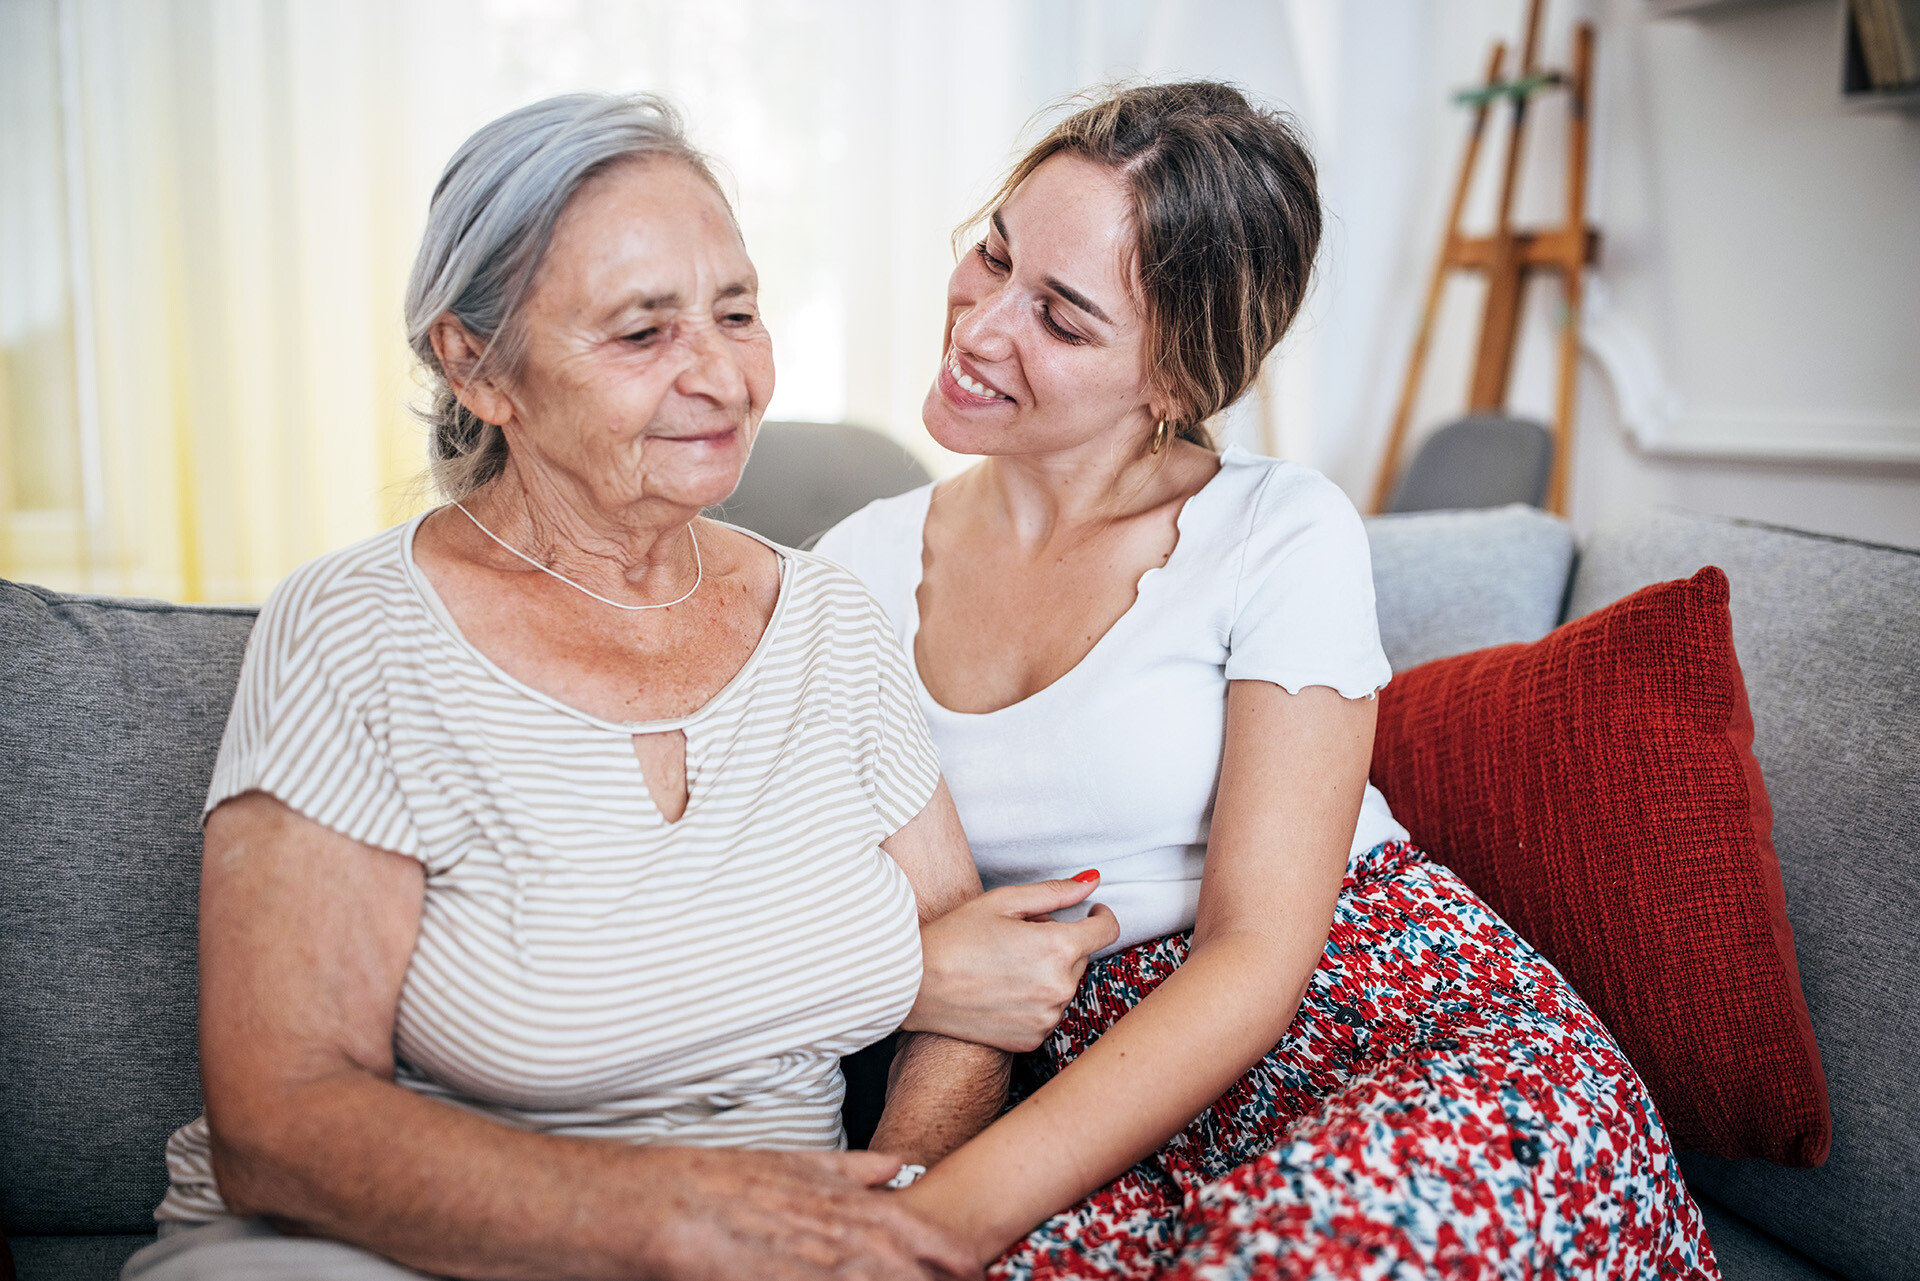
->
xmin=906 ymin=877 xmax=1119 ymax=1051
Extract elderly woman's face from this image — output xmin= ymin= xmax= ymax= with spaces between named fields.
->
xmin=501 ymin=158 xmax=773 ymax=513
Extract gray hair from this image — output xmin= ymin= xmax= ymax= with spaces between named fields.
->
xmin=405 ymin=92 xmax=724 ymax=500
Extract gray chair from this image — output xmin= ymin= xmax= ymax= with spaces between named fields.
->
xmin=706 ymin=421 xmax=932 ymax=549
xmin=1383 ymin=414 xmax=1554 ymax=514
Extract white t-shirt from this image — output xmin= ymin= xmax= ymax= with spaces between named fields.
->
xmin=816 ymin=446 xmax=1407 ymax=956
xmin=157 ymin=516 xmax=939 ymax=1224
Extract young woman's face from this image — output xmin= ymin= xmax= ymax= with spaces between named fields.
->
xmin=923 ymin=152 xmax=1162 ymax=460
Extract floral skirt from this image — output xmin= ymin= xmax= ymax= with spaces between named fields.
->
xmin=993 ymin=841 xmax=1719 ymax=1280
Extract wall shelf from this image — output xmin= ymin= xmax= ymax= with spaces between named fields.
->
xmin=1843 ymin=81 xmax=1920 ymax=109
xmin=1647 ymin=0 xmax=1800 ymax=13
xmin=1652 ymin=0 xmax=1920 ymax=114
xmin=1840 ymin=1 xmax=1920 ymax=111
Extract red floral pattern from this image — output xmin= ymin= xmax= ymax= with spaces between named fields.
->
xmin=993 ymin=841 xmax=1719 ymax=1280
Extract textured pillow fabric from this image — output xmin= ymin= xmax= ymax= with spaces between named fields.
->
xmin=1370 ymin=567 xmax=1829 ymax=1166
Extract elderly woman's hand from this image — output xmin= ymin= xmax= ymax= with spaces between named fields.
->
xmin=906 ymin=877 xmax=1121 ymax=1052
xmin=635 ymin=1147 xmax=980 ymax=1281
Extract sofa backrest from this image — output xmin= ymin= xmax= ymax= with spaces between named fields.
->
xmin=1566 ymin=511 xmax=1920 ymax=1281
xmin=705 ymin=421 xmax=933 ymax=550
xmin=1364 ymin=504 xmax=1577 ymax=668
xmin=0 ymin=581 xmax=257 ymax=1236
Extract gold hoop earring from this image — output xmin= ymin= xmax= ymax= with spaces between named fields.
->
xmin=1151 ymin=420 xmax=1172 ymax=454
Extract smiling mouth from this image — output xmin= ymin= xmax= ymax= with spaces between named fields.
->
xmin=946 ymin=352 xmax=1012 ymax=401
xmin=657 ymin=425 xmax=740 ymax=444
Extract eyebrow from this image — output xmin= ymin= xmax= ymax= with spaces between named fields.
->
xmin=992 ymin=211 xmax=1114 ymax=327
xmin=600 ymin=279 xmax=756 ymax=325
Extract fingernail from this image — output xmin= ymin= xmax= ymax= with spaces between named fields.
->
xmin=1071 ymin=869 xmax=1100 ymax=884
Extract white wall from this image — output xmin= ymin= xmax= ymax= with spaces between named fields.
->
xmin=1308 ymin=0 xmax=1920 ymax=550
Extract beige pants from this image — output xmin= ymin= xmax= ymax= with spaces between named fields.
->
xmin=121 ymin=1218 xmax=438 ymax=1281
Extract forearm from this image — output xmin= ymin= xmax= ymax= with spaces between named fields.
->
xmin=213 ymin=1068 xmax=667 ymax=1280
xmin=897 ymin=930 xmax=1313 ymax=1261
xmin=868 ymin=1032 xmax=1011 ymax=1167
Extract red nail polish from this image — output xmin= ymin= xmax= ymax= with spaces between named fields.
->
xmin=1071 ymin=869 xmax=1100 ymax=884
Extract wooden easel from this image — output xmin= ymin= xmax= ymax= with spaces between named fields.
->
xmin=1368 ymin=0 xmax=1599 ymax=516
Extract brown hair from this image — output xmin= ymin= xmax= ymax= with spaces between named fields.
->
xmin=967 ymin=81 xmax=1321 ymax=449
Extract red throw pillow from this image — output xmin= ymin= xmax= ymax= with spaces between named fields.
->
xmin=1371 ymin=567 xmax=1829 ymax=1166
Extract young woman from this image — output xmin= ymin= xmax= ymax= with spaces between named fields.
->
xmin=819 ymin=82 xmax=1718 ymax=1278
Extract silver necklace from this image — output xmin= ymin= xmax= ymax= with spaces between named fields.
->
xmin=452 ymin=501 xmax=702 ymax=611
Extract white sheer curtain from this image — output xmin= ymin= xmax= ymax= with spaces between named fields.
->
xmin=1 ymin=0 xmax=1344 ymax=602
xmin=2 ymin=0 xmax=426 ymax=600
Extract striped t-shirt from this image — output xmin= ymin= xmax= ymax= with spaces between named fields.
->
xmin=157 ymin=515 xmax=941 ymax=1225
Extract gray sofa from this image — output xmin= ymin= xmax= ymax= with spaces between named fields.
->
xmin=3 ymin=489 xmax=1915 ymax=1280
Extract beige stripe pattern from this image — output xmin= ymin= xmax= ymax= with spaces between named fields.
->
xmin=157 ymin=517 xmax=939 ymax=1225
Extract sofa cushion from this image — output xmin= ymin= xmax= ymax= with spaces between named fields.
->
xmin=1364 ymin=504 xmax=1575 ymax=670
xmin=4 ymin=1234 xmax=152 ymax=1281
xmin=1568 ymin=512 xmax=1919 ymax=1281
xmin=1371 ymin=568 xmax=1829 ymax=1165
xmin=0 ymin=580 xmax=257 ymax=1235
xmin=1694 ymin=1200 xmax=1840 ymax=1281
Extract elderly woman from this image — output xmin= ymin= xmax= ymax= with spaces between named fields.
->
xmin=119 ymin=93 xmax=1079 ymax=1281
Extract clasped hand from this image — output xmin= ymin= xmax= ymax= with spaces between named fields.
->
xmin=639 ymin=1146 xmax=980 ymax=1280
xmin=906 ymin=875 xmax=1121 ymax=1052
